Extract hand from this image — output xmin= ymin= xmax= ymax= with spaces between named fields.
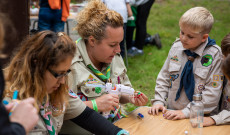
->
xmin=5 ymin=102 xmax=15 ymax=112
xmin=163 ymin=110 xmax=186 ymax=120
xmin=203 ymin=117 xmax=216 ymax=127
xmin=96 ymin=94 xmax=119 ymax=112
xmin=148 ymin=104 xmax=166 ymax=115
xmin=10 ymin=98 xmax=39 ymax=133
xmin=130 ymin=92 xmax=148 ymax=106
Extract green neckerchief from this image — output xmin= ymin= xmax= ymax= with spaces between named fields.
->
xmin=40 ymin=103 xmax=56 ymax=135
xmin=87 ymin=64 xmax=110 ymax=82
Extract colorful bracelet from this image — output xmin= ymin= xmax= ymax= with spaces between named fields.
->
xmin=91 ymin=99 xmax=98 ymax=112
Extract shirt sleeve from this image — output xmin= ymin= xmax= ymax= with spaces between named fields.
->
xmin=64 ymin=96 xmax=86 ymax=120
xmin=0 ymin=103 xmax=26 ymax=135
xmin=182 ymin=47 xmax=223 ymax=118
xmin=151 ymin=49 xmax=172 ymax=106
xmin=211 ymin=110 xmax=230 ymax=125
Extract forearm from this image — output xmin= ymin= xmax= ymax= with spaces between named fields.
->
xmin=211 ymin=110 xmax=230 ymax=125
xmin=71 ymin=106 xmax=122 ymax=135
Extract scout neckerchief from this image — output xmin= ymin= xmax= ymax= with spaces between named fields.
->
xmin=175 ymin=37 xmax=216 ymax=102
xmin=40 ymin=102 xmax=56 ymax=135
xmin=87 ymin=64 xmax=111 ymax=82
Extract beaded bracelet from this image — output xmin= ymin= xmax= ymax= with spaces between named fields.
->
xmin=91 ymin=99 xmax=98 ymax=112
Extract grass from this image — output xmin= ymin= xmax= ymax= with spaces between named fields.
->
xmin=125 ymin=0 xmax=230 ymax=112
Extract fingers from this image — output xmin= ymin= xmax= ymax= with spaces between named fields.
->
xmin=21 ymin=97 xmax=35 ymax=104
xmin=5 ymin=103 xmax=15 ymax=112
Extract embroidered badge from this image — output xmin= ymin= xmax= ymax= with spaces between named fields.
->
xmin=68 ymin=89 xmax=78 ymax=98
xmin=77 ymin=93 xmax=88 ymax=101
xmin=95 ymin=87 xmax=102 ymax=94
xmin=220 ymin=75 xmax=224 ymax=81
xmin=213 ymin=75 xmax=219 ymax=81
xmin=211 ymin=82 xmax=218 ymax=88
xmin=170 ymin=55 xmax=179 ymax=62
xmin=201 ymin=54 xmax=213 ymax=67
xmin=226 ymin=96 xmax=230 ymax=102
xmin=197 ymin=83 xmax=205 ymax=92
xmin=223 ymin=101 xmax=228 ymax=109
xmin=169 ymin=74 xmax=179 ymax=88
xmin=86 ymin=75 xmax=99 ymax=84
xmin=85 ymin=89 xmax=90 ymax=94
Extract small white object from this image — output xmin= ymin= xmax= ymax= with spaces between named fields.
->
xmin=184 ymin=130 xmax=188 ymax=135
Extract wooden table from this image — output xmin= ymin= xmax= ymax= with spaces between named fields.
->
xmin=114 ymin=106 xmax=230 ymax=135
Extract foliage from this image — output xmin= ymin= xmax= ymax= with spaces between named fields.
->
xmin=125 ymin=0 xmax=230 ymax=112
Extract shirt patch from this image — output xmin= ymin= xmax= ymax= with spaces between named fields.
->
xmin=197 ymin=83 xmax=205 ymax=92
xmin=170 ymin=74 xmax=179 ymax=88
xmin=211 ymin=82 xmax=218 ymax=88
xmin=213 ymin=75 xmax=219 ymax=81
xmin=68 ymin=89 xmax=78 ymax=98
xmin=77 ymin=92 xmax=88 ymax=101
xmin=220 ymin=75 xmax=224 ymax=81
xmin=86 ymin=74 xmax=100 ymax=84
xmin=201 ymin=54 xmax=213 ymax=67
xmin=170 ymin=55 xmax=179 ymax=62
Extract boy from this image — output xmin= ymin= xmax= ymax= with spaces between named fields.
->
xmin=148 ymin=7 xmax=223 ymax=120
xmin=203 ymin=33 xmax=230 ymax=126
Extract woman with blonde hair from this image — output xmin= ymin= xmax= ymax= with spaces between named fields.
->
xmin=61 ymin=0 xmax=148 ymax=134
xmin=4 ymin=30 xmax=129 ymax=135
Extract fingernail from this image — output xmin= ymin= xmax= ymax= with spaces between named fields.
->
xmin=140 ymin=93 xmax=143 ymax=96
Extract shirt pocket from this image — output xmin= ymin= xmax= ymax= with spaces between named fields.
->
xmin=168 ymin=61 xmax=181 ymax=73
xmin=80 ymin=85 xmax=103 ymax=98
xmin=194 ymin=67 xmax=210 ymax=79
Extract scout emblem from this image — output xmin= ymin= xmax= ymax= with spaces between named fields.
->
xmin=197 ymin=83 xmax=205 ymax=92
xmin=77 ymin=93 xmax=88 ymax=101
xmin=87 ymin=75 xmax=99 ymax=84
xmin=170 ymin=55 xmax=179 ymax=62
xmin=170 ymin=74 xmax=179 ymax=88
xmin=213 ymin=75 xmax=219 ymax=81
xmin=201 ymin=54 xmax=213 ymax=67
xmin=68 ymin=89 xmax=78 ymax=98
xmin=95 ymin=87 xmax=102 ymax=94
xmin=211 ymin=82 xmax=218 ymax=88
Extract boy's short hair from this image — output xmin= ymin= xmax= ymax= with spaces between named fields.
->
xmin=221 ymin=33 xmax=230 ymax=57
xmin=179 ymin=7 xmax=214 ymax=34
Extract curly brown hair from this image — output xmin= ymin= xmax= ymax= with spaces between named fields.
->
xmin=75 ymin=0 xmax=123 ymax=42
xmin=5 ymin=31 xmax=76 ymax=116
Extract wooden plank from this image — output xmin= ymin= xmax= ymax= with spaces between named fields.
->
xmin=114 ymin=106 xmax=230 ymax=135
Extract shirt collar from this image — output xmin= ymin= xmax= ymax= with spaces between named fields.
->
xmin=181 ymin=38 xmax=209 ymax=57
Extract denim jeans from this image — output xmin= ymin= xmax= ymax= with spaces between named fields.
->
xmin=38 ymin=7 xmax=64 ymax=32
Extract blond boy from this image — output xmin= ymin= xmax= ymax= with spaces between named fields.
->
xmin=149 ymin=7 xmax=223 ymax=120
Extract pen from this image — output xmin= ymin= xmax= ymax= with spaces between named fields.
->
xmin=9 ymin=90 xmax=19 ymax=116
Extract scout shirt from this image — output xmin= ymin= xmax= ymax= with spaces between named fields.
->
xmin=4 ymin=94 xmax=86 ymax=135
xmin=60 ymin=39 xmax=132 ymax=134
xmin=151 ymin=38 xmax=223 ymax=118
xmin=211 ymin=80 xmax=230 ymax=125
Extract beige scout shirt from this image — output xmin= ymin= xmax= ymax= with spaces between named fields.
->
xmin=211 ymin=80 xmax=230 ymax=125
xmin=151 ymin=38 xmax=223 ymax=118
xmin=60 ymin=39 xmax=131 ymax=134
xmin=29 ymin=96 xmax=86 ymax=135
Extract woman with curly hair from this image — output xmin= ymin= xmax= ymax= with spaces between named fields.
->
xmin=4 ymin=30 xmax=129 ymax=135
xmin=61 ymin=0 xmax=148 ymax=134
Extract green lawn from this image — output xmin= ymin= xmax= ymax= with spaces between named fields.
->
xmin=125 ymin=0 xmax=230 ymax=112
